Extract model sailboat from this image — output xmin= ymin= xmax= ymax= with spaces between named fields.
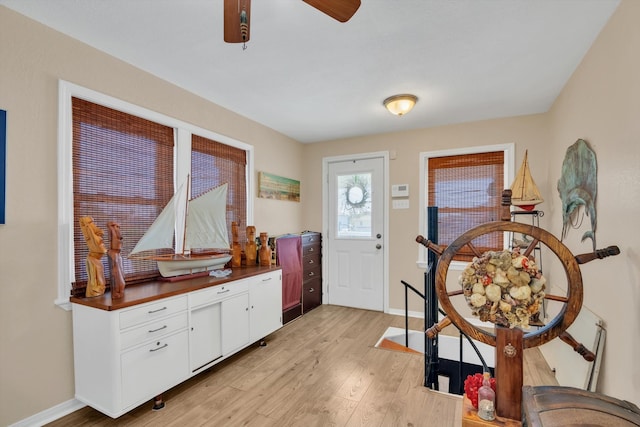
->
xmin=510 ymin=150 xmax=544 ymax=211
xmin=130 ymin=179 xmax=232 ymax=278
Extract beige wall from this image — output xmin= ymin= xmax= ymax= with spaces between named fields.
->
xmin=544 ymin=0 xmax=640 ymax=406
xmin=1 ymin=0 xmax=638 ymax=424
xmin=0 ymin=8 xmax=304 ymax=425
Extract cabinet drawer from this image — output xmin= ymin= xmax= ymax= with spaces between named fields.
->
xmin=190 ymin=280 xmax=249 ymax=308
xmin=250 ymin=270 xmax=281 ymax=285
xmin=120 ymin=312 xmax=188 ymax=350
xmin=301 ymin=232 xmax=321 ymax=246
xmin=120 ymin=296 xmax=187 ymax=330
xmin=121 ymin=330 xmax=189 ymax=409
xmin=303 ymin=264 xmax=321 ymax=283
xmin=302 ymin=243 xmax=320 ymax=258
xmin=303 ymin=279 xmax=322 ymax=313
xmin=302 ymin=252 xmax=321 ymax=270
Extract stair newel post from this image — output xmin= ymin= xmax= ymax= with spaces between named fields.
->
xmin=425 ymin=206 xmax=439 ymax=389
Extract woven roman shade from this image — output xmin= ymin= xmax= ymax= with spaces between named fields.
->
xmin=428 ymin=151 xmax=504 ymax=261
xmin=191 ymin=134 xmax=248 ymax=246
xmin=71 ymin=97 xmax=175 ymax=295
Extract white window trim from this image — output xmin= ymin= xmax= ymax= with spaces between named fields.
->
xmin=56 ymin=80 xmax=254 ymax=310
xmin=417 ymin=143 xmax=514 ymax=270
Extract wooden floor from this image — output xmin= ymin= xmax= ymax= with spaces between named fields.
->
xmin=48 ymin=305 xmax=557 ymax=427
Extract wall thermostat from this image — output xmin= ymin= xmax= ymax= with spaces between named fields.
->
xmin=391 ymin=184 xmax=409 ymax=198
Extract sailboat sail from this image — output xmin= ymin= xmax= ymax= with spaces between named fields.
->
xmin=185 ymin=184 xmax=229 ymax=251
xmin=510 ymin=150 xmax=543 ymax=210
xmin=131 ymin=180 xmax=189 ymax=254
xmin=129 ymin=180 xmax=231 ymax=277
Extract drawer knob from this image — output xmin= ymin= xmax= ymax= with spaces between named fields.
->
xmin=308 ymin=272 xmax=314 ymax=277
xmin=308 ymin=259 xmax=314 ymax=264
xmin=148 ymin=306 xmax=167 ymax=314
xmin=309 ymin=288 xmax=315 ymax=293
xmin=148 ymin=325 xmax=168 ymax=333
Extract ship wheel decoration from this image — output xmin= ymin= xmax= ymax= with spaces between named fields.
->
xmin=418 ymin=221 xmax=619 ymax=349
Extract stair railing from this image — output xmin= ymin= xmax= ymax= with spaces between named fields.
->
xmin=400 ymin=277 xmax=489 ymax=393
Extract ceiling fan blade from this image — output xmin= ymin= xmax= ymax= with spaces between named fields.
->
xmin=302 ymin=0 xmax=361 ymax=23
xmin=224 ymin=0 xmax=251 ymax=43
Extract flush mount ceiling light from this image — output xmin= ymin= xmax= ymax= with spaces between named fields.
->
xmin=383 ymin=94 xmax=418 ymax=116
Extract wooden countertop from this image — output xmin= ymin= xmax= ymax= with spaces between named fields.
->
xmin=70 ymin=265 xmax=282 ymax=311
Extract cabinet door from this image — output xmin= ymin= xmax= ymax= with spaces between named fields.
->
xmin=250 ymin=272 xmax=283 ymax=342
xmin=221 ymin=293 xmax=250 ymax=355
xmin=121 ymin=330 xmax=189 ymax=409
xmin=190 ymin=303 xmax=222 ymax=373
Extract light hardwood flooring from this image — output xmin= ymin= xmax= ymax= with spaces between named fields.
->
xmin=47 ymin=305 xmax=557 ymax=427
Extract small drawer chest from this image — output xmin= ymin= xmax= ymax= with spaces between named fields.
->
xmin=301 ymin=231 xmax=322 ymax=313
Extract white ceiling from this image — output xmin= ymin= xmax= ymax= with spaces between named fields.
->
xmin=1 ymin=0 xmax=620 ymax=143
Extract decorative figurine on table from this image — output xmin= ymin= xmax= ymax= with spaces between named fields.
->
xmin=107 ymin=221 xmax=126 ymax=299
xmin=259 ymin=232 xmax=271 ymax=266
xmin=245 ymin=225 xmax=257 ymax=266
xmin=79 ymin=216 xmax=107 ymax=297
xmin=231 ymin=221 xmax=242 ymax=267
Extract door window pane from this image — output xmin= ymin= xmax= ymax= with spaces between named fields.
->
xmin=336 ymin=173 xmax=372 ymax=238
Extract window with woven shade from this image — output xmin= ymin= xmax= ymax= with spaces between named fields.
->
xmin=191 ymin=134 xmax=248 ymax=246
xmin=58 ymin=82 xmax=253 ymax=306
xmin=70 ymin=98 xmax=250 ymax=298
xmin=71 ymin=97 xmax=175 ymax=295
xmin=427 ymin=149 xmax=507 ymax=262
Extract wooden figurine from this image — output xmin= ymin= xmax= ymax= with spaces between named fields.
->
xmin=245 ymin=225 xmax=257 ymax=266
xmin=107 ymin=221 xmax=126 ymax=299
xmin=231 ymin=221 xmax=242 ymax=267
xmin=79 ymin=216 xmax=107 ymax=297
xmin=259 ymin=232 xmax=271 ymax=266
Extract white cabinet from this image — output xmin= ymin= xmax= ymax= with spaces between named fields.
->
xmin=121 ymin=329 xmax=189 ymax=408
xmin=221 ymin=291 xmax=250 ymax=355
xmin=72 ymin=268 xmax=282 ymax=418
xmin=189 ymin=303 xmax=222 ymax=372
xmin=249 ymin=270 xmax=283 ymax=343
xmin=72 ymin=295 xmax=189 ymax=417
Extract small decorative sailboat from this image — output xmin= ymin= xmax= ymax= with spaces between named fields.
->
xmin=130 ymin=179 xmax=232 ymax=278
xmin=510 ymin=150 xmax=543 ymax=211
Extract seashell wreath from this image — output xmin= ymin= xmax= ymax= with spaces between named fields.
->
xmin=459 ymin=249 xmax=546 ymax=329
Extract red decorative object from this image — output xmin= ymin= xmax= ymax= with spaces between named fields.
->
xmin=464 ymin=373 xmax=496 ymax=409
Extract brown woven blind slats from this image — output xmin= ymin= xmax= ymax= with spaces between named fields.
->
xmin=428 ymin=151 xmax=504 ymax=261
xmin=71 ymin=97 xmax=175 ymax=294
xmin=191 ymin=135 xmax=248 ymax=245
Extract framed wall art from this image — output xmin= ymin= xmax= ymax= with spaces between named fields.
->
xmin=258 ymin=171 xmax=300 ymax=202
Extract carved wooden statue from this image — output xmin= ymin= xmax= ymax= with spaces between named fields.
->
xmin=107 ymin=221 xmax=126 ymax=299
xmin=259 ymin=232 xmax=271 ymax=266
xmin=245 ymin=226 xmax=257 ymax=266
xmin=79 ymin=216 xmax=107 ymax=297
xmin=231 ymin=221 xmax=242 ymax=267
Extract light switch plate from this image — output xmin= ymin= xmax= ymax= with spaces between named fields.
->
xmin=392 ymin=199 xmax=409 ymax=209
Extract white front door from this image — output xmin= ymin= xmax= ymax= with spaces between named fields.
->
xmin=326 ymin=155 xmax=386 ymax=311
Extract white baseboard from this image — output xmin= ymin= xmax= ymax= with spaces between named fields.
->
xmin=9 ymin=399 xmax=85 ymax=427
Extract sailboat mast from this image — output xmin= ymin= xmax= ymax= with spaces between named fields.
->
xmin=181 ymin=175 xmax=190 ymax=256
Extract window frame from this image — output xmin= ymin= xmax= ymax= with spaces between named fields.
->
xmin=56 ymin=80 xmax=254 ymax=310
xmin=417 ymin=143 xmax=514 ymax=270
